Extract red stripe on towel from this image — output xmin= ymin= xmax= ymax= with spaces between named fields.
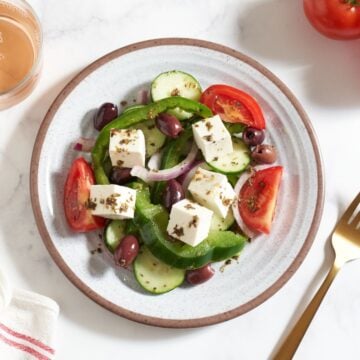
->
xmin=0 ymin=333 xmax=51 ymax=360
xmin=0 ymin=322 xmax=54 ymax=354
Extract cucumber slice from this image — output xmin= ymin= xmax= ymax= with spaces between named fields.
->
xmin=134 ymin=246 xmax=185 ymax=294
xmin=151 ymin=70 xmax=202 ymax=120
xmin=207 ymin=139 xmax=250 ymax=174
xmin=132 ymin=120 xmax=166 ymax=157
xmin=104 ymin=220 xmax=126 ymax=253
xmin=210 ymin=210 xmax=235 ymax=231
xmin=122 ymin=104 xmax=145 ymax=114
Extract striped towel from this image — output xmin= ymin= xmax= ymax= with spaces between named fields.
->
xmin=0 ymin=269 xmax=59 ymax=359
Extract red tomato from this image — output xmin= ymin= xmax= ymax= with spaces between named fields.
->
xmin=239 ymin=166 xmax=283 ymax=234
xmin=304 ymin=0 xmax=360 ymax=40
xmin=200 ymin=85 xmax=265 ymax=129
xmin=64 ymin=157 xmax=105 ymax=232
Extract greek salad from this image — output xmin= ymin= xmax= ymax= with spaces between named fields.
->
xmin=64 ymin=70 xmax=283 ymax=294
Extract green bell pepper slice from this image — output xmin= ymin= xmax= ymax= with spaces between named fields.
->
xmin=92 ymin=96 xmax=212 ymax=184
xmin=131 ymin=182 xmax=247 ymax=269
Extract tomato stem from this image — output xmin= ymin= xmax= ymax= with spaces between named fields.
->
xmin=345 ymin=0 xmax=360 ymax=6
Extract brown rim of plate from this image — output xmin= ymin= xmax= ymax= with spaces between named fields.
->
xmin=30 ymin=38 xmax=324 ymax=328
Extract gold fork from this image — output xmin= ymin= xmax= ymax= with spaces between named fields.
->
xmin=274 ymin=192 xmax=360 ymax=360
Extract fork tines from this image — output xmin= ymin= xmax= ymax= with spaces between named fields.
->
xmin=343 ymin=193 xmax=360 ymax=224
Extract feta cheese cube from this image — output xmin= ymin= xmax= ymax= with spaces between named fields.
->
xmin=167 ymin=199 xmax=213 ymax=247
xmin=109 ymin=129 xmax=145 ymax=168
xmin=192 ymin=115 xmax=233 ymax=162
xmin=89 ymin=185 xmax=136 ymax=220
xmin=188 ymin=167 xmax=236 ymax=218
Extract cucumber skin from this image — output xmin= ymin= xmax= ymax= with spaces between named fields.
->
xmin=207 ymin=162 xmax=248 ymax=175
xmin=134 ymin=246 xmax=185 ymax=295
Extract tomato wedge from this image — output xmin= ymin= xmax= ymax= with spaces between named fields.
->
xmin=200 ymin=85 xmax=265 ymax=129
xmin=238 ymin=166 xmax=283 ymax=234
xmin=64 ymin=157 xmax=105 ymax=232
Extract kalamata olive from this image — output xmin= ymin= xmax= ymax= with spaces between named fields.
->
xmin=186 ymin=264 xmax=215 ymax=285
xmin=114 ymin=235 xmax=139 ymax=268
xmin=252 ymin=144 xmax=277 ymax=164
xmin=110 ymin=167 xmax=134 ymax=185
xmin=155 ymin=113 xmax=183 ymax=138
xmin=163 ymin=179 xmax=185 ymax=211
xmin=94 ymin=102 xmax=118 ymax=131
xmin=242 ymin=127 xmax=265 ymax=146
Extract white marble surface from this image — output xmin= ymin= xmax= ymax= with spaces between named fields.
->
xmin=0 ymin=0 xmax=359 ymax=359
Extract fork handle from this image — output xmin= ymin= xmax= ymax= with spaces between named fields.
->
xmin=273 ymin=264 xmax=339 ymax=360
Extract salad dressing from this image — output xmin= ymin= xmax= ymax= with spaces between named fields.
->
xmin=0 ymin=0 xmax=41 ymax=109
xmin=0 ymin=3 xmax=35 ymax=93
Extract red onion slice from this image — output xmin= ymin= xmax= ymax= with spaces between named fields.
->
xmin=136 ymin=89 xmax=150 ymax=105
xmin=73 ymin=137 xmax=96 ymax=152
xmin=232 ymin=165 xmax=270 ymax=239
xmin=147 ymin=150 xmax=163 ymax=171
xmin=131 ymin=143 xmax=198 ymax=183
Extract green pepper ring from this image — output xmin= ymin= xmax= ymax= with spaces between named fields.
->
xmin=92 ymin=96 xmax=212 ymax=185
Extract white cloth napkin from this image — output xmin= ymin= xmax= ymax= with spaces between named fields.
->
xmin=0 ymin=268 xmax=59 ymax=359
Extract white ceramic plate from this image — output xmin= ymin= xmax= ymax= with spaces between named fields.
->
xmin=30 ymin=38 xmax=324 ymax=328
